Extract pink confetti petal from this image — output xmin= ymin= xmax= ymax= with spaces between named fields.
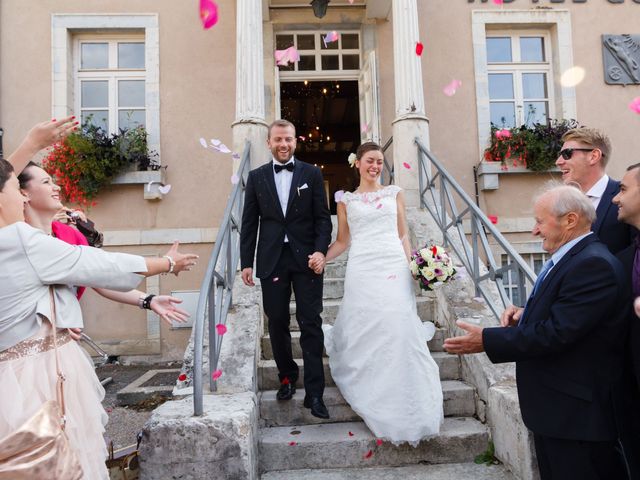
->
xmin=288 ymin=441 xmax=297 ymax=446
xmin=230 ymin=174 xmax=240 ymax=185
xmin=323 ymin=31 xmax=339 ymax=47
xmin=629 ymin=97 xmax=640 ymax=114
xmin=199 ymin=137 xmax=208 ymax=148
xmin=387 ymin=274 xmax=397 ymax=280
xmin=106 ymin=407 xmax=113 ymax=413
xmin=361 ymin=123 xmax=371 ymax=134
xmin=349 ymin=0 xmax=354 ymax=3
xmin=298 ymin=136 xmax=306 ymax=141
xmin=443 ymin=79 xmax=462 ymax=97
xmin=364 ymin=450 xmax=373 ymax=459
xmin=216 ymin=324 xmax=227 ymax=336
xmin=178 ymin=373 xmax=187 ymax=382
xmin=334 ymin=190 xmax=345 ymax=203
xmin=493 ymin=0 xmax=504 ymax=4
xmin=488 ymin=215 xmax=498 ymax=225
xmin=495 ymin=129 xmax=511 ymax=140
xmin=212 ymin=369 xmax=222 ymax=381
xmin=272 ymin=277 xmax=279 ymax=282
xmin=376 ymin=439 xmax=383 ymax=446
xmin=402 ymin=162 xmax=411 ymax=170
xmin=348 ymin=431 xmax=354 ymax=436
xmin=199 ymin=0 xmax=219 ymax=29
xmin=158 ymin=184 xmax=172 ymax=195
xmin=376 ymin=203 xmax=382 ymax=209
xmin=275 ymin=46 xmax=300 ymax=66
xmin=415 ymin=42 xmax=424 ymax=56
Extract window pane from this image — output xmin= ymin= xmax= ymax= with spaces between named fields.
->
xmin=297 ymin=34 xmax=315 ymax=50
xmin=81 ymin=110 xmax=109 ymax=132
xmin=81 ymin=81 xmax=108 ymax=108
xmin=321 ymin=55 xmax=340 ymax=70
xmin=486 ymin=37 xmax=512 ymax=62
xmin=118 ymin=80 xmax=145 ymax=107
xmin=118 ymin=43 xmax=145 ymax=69
xmin=489 ymin=73 xmax=514 ymax=99
xmin=342 ymin=54 xmax=359 ymax=70
xmin=520 ymin=37 xmax=545 ymax=62
xmin=523 ymin=73 xmax=547 ymax=99
xmin=298 ymin=55 xmax=316 ymax=71
xmin=276 ymin=35 xmax=294 ymax=50
xmin=321 ymin=35 xmax=339 ymax=50
xmin=81 ymin=43 xmax=108 ymax=69
xmin=342 ymin=33 xmax=359 ymax=49
xmin=524 ymin=101 xmax=548 ymax=126
xmin=490 ymin=102 xmax=516 ymax=128
xmin=118 ymin=110 xmax=145 ymax=130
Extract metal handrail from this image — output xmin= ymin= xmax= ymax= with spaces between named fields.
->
xmin=193 ymin=141 xmax=250 ymax=416
xmin=381 ymin=136 xmax=394 ymax=185
xmin=415 ymin=138 xmax=537 ymax=319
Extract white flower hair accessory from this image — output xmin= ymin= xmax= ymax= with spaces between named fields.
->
xmin=347 ymin=153 xmax=357 ymax=168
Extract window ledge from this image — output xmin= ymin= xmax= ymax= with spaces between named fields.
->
xmin=477 ymin=162 xmax=560 ymax=190
xmin=111 ymin=169 xmax=167 ymax=199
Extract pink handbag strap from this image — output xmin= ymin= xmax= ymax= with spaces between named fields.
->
xmin=48 ymin=287 xmax=68 ymax=427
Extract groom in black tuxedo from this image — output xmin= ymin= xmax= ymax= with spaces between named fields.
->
xmin=445 ymin=185 xmax=630 ymax=479
xmin=240 ymin=119 xmax=332 ymax=419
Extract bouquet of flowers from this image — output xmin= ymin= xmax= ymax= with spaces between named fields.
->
xmin=410 ymin=244 xmax=456 ymax=291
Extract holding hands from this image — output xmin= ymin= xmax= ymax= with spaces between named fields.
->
xmin=308 ymin=252 xmax=326 ymax=274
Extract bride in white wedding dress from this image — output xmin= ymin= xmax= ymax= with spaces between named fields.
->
xmin=309 ymin=142 xmax=443 ymax=444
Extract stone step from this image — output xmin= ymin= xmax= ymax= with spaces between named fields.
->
xmin=257 ymin=353 xmax=460 ymax=391
xmin=259 ymin=381 xmax=475 ymax=427
xmin=324 ymin=262 xmax=346 ymax=278
xmin=260 ymin=463 xmax=515 ymax=480
xmin=258 ymin=417 xmax=489 ymax=472
xmin=275 ymin=296 xmax=435 ymax=332
xmin=261 ymin=328 xmax=445 ymax=360
xmin=322 ymin=278 xmax=344 ymax=300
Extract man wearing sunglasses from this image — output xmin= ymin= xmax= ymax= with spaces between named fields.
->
xmin=556 ymin=128 xmax=634 ymax=254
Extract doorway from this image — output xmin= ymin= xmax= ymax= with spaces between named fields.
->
xmin=280 ymin=80 xmax=360 ymax=214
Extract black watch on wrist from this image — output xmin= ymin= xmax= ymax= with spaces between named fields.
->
xmin=142 ymin=294 xmax=156 ymax=310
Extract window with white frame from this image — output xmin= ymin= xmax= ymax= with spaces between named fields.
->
xmin=275 ymin=31 xmax=360 ymax=78
xmin=486 ymin=32 xmax=553 ymax=129
xmin=75 ymin=36 xmax=146 ymax=133
xmin=501 ymin=252 xmax=549 ymax=306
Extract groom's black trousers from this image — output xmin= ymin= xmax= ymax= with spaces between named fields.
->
xmin=261 ymin=244 xmax=325 ymax=398
xmin=533 ymin=434 xmax=629 ymax=480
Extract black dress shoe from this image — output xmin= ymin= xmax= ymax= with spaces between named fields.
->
xmin=276 ymin=379 xmax=296 ymax=400
xmin=304 ymin=395 xmax=330 ymax=419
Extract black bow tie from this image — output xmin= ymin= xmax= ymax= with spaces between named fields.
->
xmin=274 ymin=162 xmax=294 ymax=173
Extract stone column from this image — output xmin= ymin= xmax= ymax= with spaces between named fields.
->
xmin=232 ymin=0 xmax=269 ymax=169
xmin=391 ymin=0 xmax=430 ymax=207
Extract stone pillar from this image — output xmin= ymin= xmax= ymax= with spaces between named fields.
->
xmin=391 ymin=0 xmax=430 ymax=207
xmin=233 ymin=0 xmax=269 ymax=169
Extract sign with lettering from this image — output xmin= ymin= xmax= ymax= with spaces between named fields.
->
xmin=602 ymin=34 xmax=640 ymax=84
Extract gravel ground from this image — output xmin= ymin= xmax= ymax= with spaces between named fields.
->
xmin=97 ymin=363 xmax=177 ymax=450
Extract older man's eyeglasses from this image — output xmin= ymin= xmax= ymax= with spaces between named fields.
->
xmin=558 ymin=148 xmax=596 ymax=160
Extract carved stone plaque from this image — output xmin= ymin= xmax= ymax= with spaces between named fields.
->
xmin=602 ymin=34 xmax=640 ymax=85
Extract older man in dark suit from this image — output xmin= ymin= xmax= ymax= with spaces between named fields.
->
xmin=445 ymin=185 xmax=629 ymax=480
xmin=556 ymin=127 xmax=634 ymax=254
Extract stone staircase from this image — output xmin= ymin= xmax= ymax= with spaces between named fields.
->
xmin=257 ymin=260 xmax=515 ymax=478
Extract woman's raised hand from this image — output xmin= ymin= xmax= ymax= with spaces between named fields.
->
xmin=26 ymin=116 xmax=79 ymax=150
xmin=150 ymin=295 xmax=190 ymax=326
xmin=163 ymin=241 xmax=199 ymax=276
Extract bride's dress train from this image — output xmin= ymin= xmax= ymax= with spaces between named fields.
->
xmin=323 ymin=185 xmax=443 ymax=445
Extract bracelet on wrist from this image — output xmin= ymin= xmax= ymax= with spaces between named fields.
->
xmin=142 ymin=294 xmax=156 ymax=310
xmin=137 ymin=294 xmax=146 ymax=309
xmin=163 ymin=255 xmax=175 ymax=274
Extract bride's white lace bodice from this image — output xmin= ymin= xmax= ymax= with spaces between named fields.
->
xmin=340 ymin=185 xmax=402 ymax=248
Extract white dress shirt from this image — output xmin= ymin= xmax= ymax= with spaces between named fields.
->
xmin=585 ymin=174 xmax=609 ymax=210
xmin=273 ymin=157 xmax=295 ymax=242
xmin=0 ymin=222 xmax=146 ymax=351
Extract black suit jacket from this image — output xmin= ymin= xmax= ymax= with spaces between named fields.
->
xmin=593 ymin=178 xmax=635 ymax=254
xmin=240 ymin=159 xmax=332 ymax=279
xmin=483 ymin=235 xmax=628 ymax=442
xmin=617 ymin=245 xmax=640 ymax=386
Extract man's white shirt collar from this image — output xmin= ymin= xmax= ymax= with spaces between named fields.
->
xmin=585 ymin=174 xmax=609 ymax=200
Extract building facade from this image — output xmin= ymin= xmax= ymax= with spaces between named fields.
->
xmin=1 ymin=0 xmax=639 ymax=359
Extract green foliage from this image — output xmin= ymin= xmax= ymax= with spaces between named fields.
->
xmin=484 ymin=119 xmax=581 ymax=172
xmin=474 ymin=441 xmax=500 ymax=466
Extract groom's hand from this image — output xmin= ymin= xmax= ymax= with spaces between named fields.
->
xmin=241 ymin=268 xmax=255 ymax=287
xmin=500 ymin=305 xmax=523 ymax=327
xmin=308 ymin=252 xmax=325 ymax=274
xmin=443 ymin=321 xmax=485 ymax=354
